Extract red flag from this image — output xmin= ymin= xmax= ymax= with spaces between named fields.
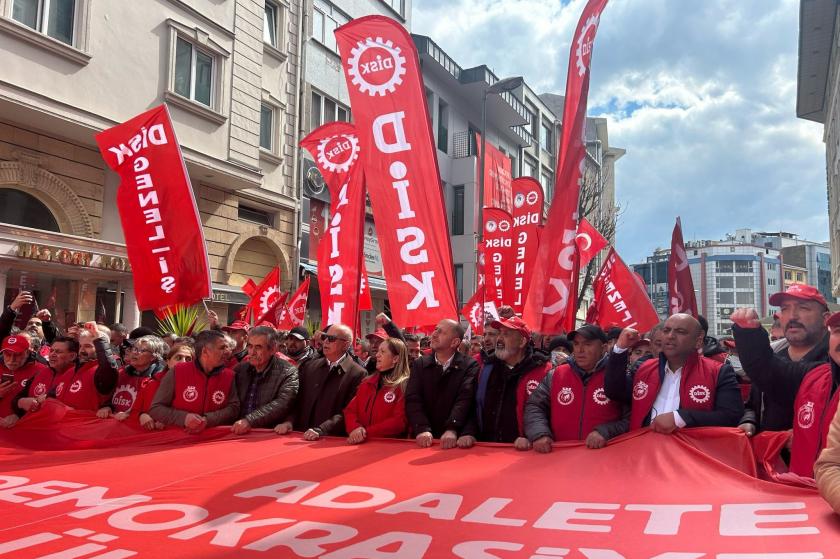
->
xmin=277 ymin=276 xmax=310 ymax=329
xmin=510 ymin=177 xmax=543 ymax=313
xmin=483 ymin=207 xmax=515 ymax=309
xmin=669 ymin=217 xmax=698 ymax=317
xmin=256 ymin=290 xmax=289 ymax=327
xmin=359 ymin=264 xmax=373 ymax=312
xmin=588 ymin=248 xmax=659 ymax=333
xmin=523 ymin=0 xmax=609 ymax=334
xmin=461 ymin=284 xmax=487 ymax=335
xmin=335 ymin=16 xmax=459 ymax=328
xmin=301 ymin=122 xmax=366 ymax=333
xmin=476 ymin=241 xmax=486 ymax=287
xmin=475 ymin=132 xmax=513 ymax=215
xmin=95 ymin=105 xmax=211 ymax=310
xmin=576 ymin=217 xmax=609 ymax=267
xmin=241 ymin=279 xmax=257 ymax=298
xmin=247 ymin=267 xmax=281 ymax=324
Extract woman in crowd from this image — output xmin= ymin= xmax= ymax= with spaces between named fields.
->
xmin=167 ymin=342 xmax=195 ymax=371
xmin=344 ymin=337 xmax=410 ymax=444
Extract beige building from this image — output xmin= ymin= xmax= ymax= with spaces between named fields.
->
xmin=797 ymin=0 xmax=840 ymax=296
xmin=0 ymin=0 xmax=302 ymax=329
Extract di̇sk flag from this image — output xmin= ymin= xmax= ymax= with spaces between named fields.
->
xmin=95 ymin=105 xmax=211 ymax=310
xmin=523 ymin=0 xmax=609 ymax=333
xmin=301 ymin=122 xmax=366 ymax=333
xmin=335 ymin=16 xmax=459 ymax=328
xmin=483 ymin=207 xmax=515 ymax=309
xmin=257 ymin=290 xmax=289 ymax=327
xmin=247 ymin=267 xmax=282 ymax=323
xmin=587 ymin=247 xmax=659 ymax=333
xmin=510 ymin=177 xmax=543 ymax=313
xmin=576 ymin=217 xmax=609 ymax=267
xmin=475 ymin=132 xmax=514 ymax=215
xmin=461 ymin=284 xmax=487 ymax=335
xmin=277 ymin=276 xmax=310 ymax=329
xmin=669 ymin=216 xmax=699 ymax=317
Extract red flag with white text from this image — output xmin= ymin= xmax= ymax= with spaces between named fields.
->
xmin=510 ymin=177 xmax=543 ymax=313
xmin=335 ymin=16 xmax=459 ymax=328
xmin=95 ymin=105 xmax=211 ymax=310
xmin=461 ymin=285 xmax=487 ymax=335
xmin=257 ymin=290 xmax=289 ymax=327
xmin=669 ymin=216 xmax=698 ymax=317
xmin=483 ymin=207 xmax=515 ymax=310
xmin=576 ymin=217 xmax=609 ymax=267
xmin=523 ymin=0 xmax=609 ymax=333
xmin=247 ymin=267 xmax=281 ymax=324
xmin=588 ymin=248 xmax=659 ymax=333
xmin=301 ymin=122 xmax=366 ymax=332
xmin=277 ymin=276 xmax=310 ymax=329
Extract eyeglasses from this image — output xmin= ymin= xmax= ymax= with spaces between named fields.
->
xmin=323 ymin=334 xmax=350 ymax=343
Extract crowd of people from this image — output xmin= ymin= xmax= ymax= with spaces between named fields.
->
xmin=1 ymin=284 xmax=839 ymax=513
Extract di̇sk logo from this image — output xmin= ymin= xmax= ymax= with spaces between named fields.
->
xmin=347 ymin=37 xmax=407 ymax=96
xmin=212 ymin=390 xmax=226 ymax=405
xmin=592 ymin=387 xmax=610 ymax=405
xmin=797 ymin=401 xmax=815 ymax=429
xmin=557 ymin=387 xmax=574 ymax=405
xmin=689 ymin=384 xmax=711 ymax=405
xmin=260 ymin=287 xmax=280 ymax=317
xmin=468 ymin=302 xmax=483 ymax=329
xmin=498 ymin=220 xmax=511 ymax=233
xmin=183 ymin=386 xmax=198 ymax=403
xmin=514 ymin=193 xmax=525 ymax=209
xmin=7 ymin=336 xmax=17 ymax=345
xmin=112 ymin=384 xmax=137 ymax=410
xmin=526 ymin=379 xmax=540 ymax=395
xmin=632 ymin=380 xmax=649 ymax=401
xmin=383 ymin=391 xmax=397 ymax=404
xmin=485 ymin=220 xmax=497 ymax=234
xmin=526 ymin=191 xmax=539 ymax=206
xmin=33 ymin=382 xmax=46 ymax=397
xmin=316 ymin=134 xmax=360 ymax=174
xmin=69 ymin=380 xmax=82 ymax=393
xmin=575 ymin=14 xmax=600 ymax=77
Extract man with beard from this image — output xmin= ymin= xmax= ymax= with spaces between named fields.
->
xmin=404 ymin=334 xmax=421 ymax=362
xmin=0 ymin=334 xmax=52 ymax=428
xmin=458 ymin=317 xmax=552 ymax=450
xmin=50 ymin=324 xmax=119 ymax=411
xmin=285 ymin=326 xmax=316 ymax=368
xmin=405 ymin=319 xmax=477 ymax=449
xmin=735 ymin=284 xmax=830 ymax=435
xmin=475 ymin=321 xmax=500 ymax=368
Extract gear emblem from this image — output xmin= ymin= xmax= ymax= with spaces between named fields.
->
xmin=593 ymin=387 xmax=610 ymax=405
xmin=689 ymin=384 xmax=711 ymax=404
xmin=468 ymin=302 xmax=483 ymax=329
xmin=347 ymin=37 xmax=407 ymax=96
xmin=316 ymin=134 xmax=360 ymax=174
xmin=260 ymin=286 xmax=280 ymax=316
xmin=575 ymin=14 xmax=600 ymax=77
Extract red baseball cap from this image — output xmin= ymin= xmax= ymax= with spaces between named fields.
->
xmin=826 ymin=311 xmax=840 ymax=329
xmin=1 ymin=335 xmax=29 ymax=354
xmin=769 ymin=284 xmax=827 ymax=308
xmin=365 ymin=328 xmax=388 ymax=341
xmin=222 ymin=320 xmax=250 ymax=333
xmin=491 ymin=316 xmax=531 ymax=339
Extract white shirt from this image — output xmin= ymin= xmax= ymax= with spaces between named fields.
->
xmin=614 ymin=345 xmax=685 ymax=428
xmin=434 ymin=352 xmax=455 ymax=372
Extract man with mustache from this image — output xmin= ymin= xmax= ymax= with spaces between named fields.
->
xmin=734 ymin=284 xmax=830 ymax=435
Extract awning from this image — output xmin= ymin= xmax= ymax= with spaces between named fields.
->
xmin=300 ymin=261 xmax=387 ymax=291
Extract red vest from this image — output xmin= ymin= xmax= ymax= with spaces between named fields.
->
xmin=53 ymin=361 xmax=108 ymax=411
xmin=171 ymin=361 xmax=235 ymax=414
xmin=0 ymin=360 xmax=51 ymax=416
xmin=630 ymin=354 xmax=720 ymax=430
xmin=549 ymin=364 xmax=622 ymax=441
xmin=111 ymin=368 xmax=165 ymax=414
xmin=790 ymin=364 xmax=840 ymax=478
xmin=516 ymin=362 xmax=552 ymax=435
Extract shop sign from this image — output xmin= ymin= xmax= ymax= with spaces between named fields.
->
xmin=16 ymin=243 xmax=132 ymax=272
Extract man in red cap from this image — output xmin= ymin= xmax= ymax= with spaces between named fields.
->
xmin=221 ymin=320 xmax=250 ymax=369
xmin=363 ymin=313 xmax=406 ymax=373
xmin=733 ymin=284 xmax=830 ymax=435
xmin=0 ymin=334 xmax=52 ymax=428
xmin=458 ymin=316 xmax=551 ymax=449
xmin=524 ymin=324 xmax=627 ymax=451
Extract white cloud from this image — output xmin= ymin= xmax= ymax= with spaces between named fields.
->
xmin=412 ymin=0 xmax=827 ymax=263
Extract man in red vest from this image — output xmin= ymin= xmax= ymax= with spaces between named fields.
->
xmin=733 ymin=307 xmax=840 ymax=477
xmin=0 ymin=334 xmax=52 ymax=428
xmin=524 ymin=324 xmax=628 ymax=451
xmin=51 ymin=324 xmax=119 ymax=411
xmin=605 ymin=313 xmax=743 ymax=433
xmin=149 ymin=329 xmax=239 ymax=433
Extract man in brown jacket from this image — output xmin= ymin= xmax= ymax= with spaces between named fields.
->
xmin=816 ymin=403 xmax=840 ymax=513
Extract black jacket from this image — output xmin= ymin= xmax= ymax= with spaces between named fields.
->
xmin=523 ymin=355 xmax=629 ymax=442
xmin=405 ymin=351 xmax=478 ymax=437
xmin=734 ymin=325 xmax=829 ymax=431
xmin=462 ymin=347 xmax=547 ymax=442
xmin=290 ymin=354 xmax=365 ymax=435
xmin=235 ymin=356 xmax=299 ymax=428
xmin=605 ymin=349 xmax=744 ymax=428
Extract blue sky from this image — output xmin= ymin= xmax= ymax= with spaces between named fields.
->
xmin=412 ymin=0 xmax=827 ymax=264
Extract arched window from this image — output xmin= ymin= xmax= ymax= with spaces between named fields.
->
xmin=0 ymin=189 xmax=60 ymax=232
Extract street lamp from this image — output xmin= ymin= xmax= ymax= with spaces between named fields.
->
xmin=475 ymin=75 xmax=524 ymax=288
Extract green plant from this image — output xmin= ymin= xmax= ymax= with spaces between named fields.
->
xmin=156 ymin=304 xmax=208 ymax=337
xmin=305 ymin=319 xmax=321 ymax=336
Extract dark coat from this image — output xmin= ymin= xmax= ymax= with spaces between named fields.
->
xmin=235 ymin=355 xmax=299 ymax=428
xmin=405 ymin=351 xmax=478 ymax=437
xmin=291 ymin=354 xmax=365 ymax=435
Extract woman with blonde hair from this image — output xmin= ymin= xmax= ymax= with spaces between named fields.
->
xmin=344 ymin=337 xmax=410 ymax=443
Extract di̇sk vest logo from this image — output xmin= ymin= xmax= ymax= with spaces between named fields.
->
xmin=797 ymin=401 xmax=816 ymax=429
xmin=183 ymin=385 xmax=198 ymax=403
xmin=557 ymin=387 xmax=574 ymax=406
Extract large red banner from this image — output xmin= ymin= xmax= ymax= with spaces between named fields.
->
xmin=483 ymin=207 xmax=515 ymax=309
xmin=0 ymin=407 xmax=837 ymax=558
xmin=475 ymin=132 xmax=513 ymax=215
xmin=587 ymin=248 xmax=660 ymax=333
xmin=523 ymin=0 xmax=608 ymax=333
xmin=335 ymin=16 xmax=458 ymax=328
xmin=669 ymin=216 xmax=699 ymax=317
xmin=510 ymin=177 xmax=543 ymax=313
xmin=301 ymin=123 xmax=366 ymax=332
xmin=95 ymin=105 xmax=211 ymax=310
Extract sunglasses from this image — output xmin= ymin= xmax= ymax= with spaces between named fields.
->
xmin=322 ymin=334 xmax=349 ymax=343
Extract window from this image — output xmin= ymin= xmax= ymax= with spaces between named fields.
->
xmin=165 ymin=22 xmax=230 ymax=122
xmin=522 ymin=154 xmax=538 ymax=178
xmin=451 ymin=185 xmax=464 ymax=236
xmin=716 ymin=276 xmax=733 ymax=289
xmin=735 ymin=292 xmax=754 ymax=305
xmin=540 ymin=119 xmax=553 ymax=153
xmin=454 ymin=264 xmax=464 ymax=308
xmin=379 ymin=0 xmax=405 ymax=16
xmin=437 ymin=98 xmax=449 ymax=153
xmin=264 ymin=2 xmax=277 ymax=46
xmin=260 ymin=104 xmax=274 ymax=151
xmin=0 ymin=189 xmax=60 ymax=232
xmin=12 ymin=0 xmax=74 ymax=44
xmin=768 ymin=277 xmax=776 ymax=286
xmin=735 ymin=276 xmax=753 ymax=289
xmin=716 ymin=291 xmax=734 ymax=304
xmin=239 ymin=205 xmax=274 ymax=227
xmin=540 ymin=171 xmax=553 ymax=195
xmin=313 ymin=0 xmax=349 ymax=53
xmin=784 ymin=271 xmax=792 ymax=280
xmin=310 ymin=90 xmax=350 ymax=131
xmin=716 ymin=261 xmax=734 ymax=273
xmin=735 ymin=261 xmax=753 ymax=273
xmin=525 ymin=100 xmax=539 ymax=142
xmin=174 ymin=37 xmax=213 ymax=106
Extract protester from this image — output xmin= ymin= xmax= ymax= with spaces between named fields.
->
xmin=275 ymin=323 xmax=364 ymax=440
xmin=110 ymin=323 xmax=129 ymax=361
xmin=524 ymin=324 xmax=627 ymax=451
xmin=469 ymin=336 xmax=483 ymax=356
xmin=285 ymin=326 xmax=316 ymax=367
xmin=221 ymin=320 xmax=250 ymax=368
xmin=405 ymin=319 xmax=477 ymax=449
xmin=736 ymin=284 xmax=830 ymax=435
xmin=770 ymin=313 xmax=784 ymax=341
xmin=459 ymin=316 xmax=551 ymax=449
xmin=647 ymin=323 xmax=665 ymax=357
xmin=731 ymin=307 xmax=840 ymax=477
xmin=311 ymin=330 xmax=324 ymax=354
xmin=628 ymin=338 xmax=652 ymax=365
xmin=548 ymin=335 xmax=572 ymax=366
xmin=816 ymin=406 xmax=840 ymax=513
xmin=0 ymin=291 xmax=37 ymax=339
xmin=149 ymin=329 xmax=239 ymax=433
xmin=167 ymin=343 xmax=194 ymax=370
xmin=344 ymin=337 xmax=410 ymax=443
xmin=605 ymin=327 xmax=622 ymax=352
xmin=50 ymin=325 xmax=119 ymax=412
xmin=354 ymin=339 xmax=371 ymax=365
xmin=0 ymin=334 xmax=52 ymax=428
xmin=232 ymin=326 xmax=298 ymax=435
xmin=476 ymin=320 xmax=500 ymax=368
xmin=404 ymin=333 xmax=421 ymax=362
xmin=15 ymin=335 xmax=79 ymax=416
xmin=364 ymin=313 xmax=405 ymax=373
xmin=605 ymin=314 xmax=744 ymax=432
